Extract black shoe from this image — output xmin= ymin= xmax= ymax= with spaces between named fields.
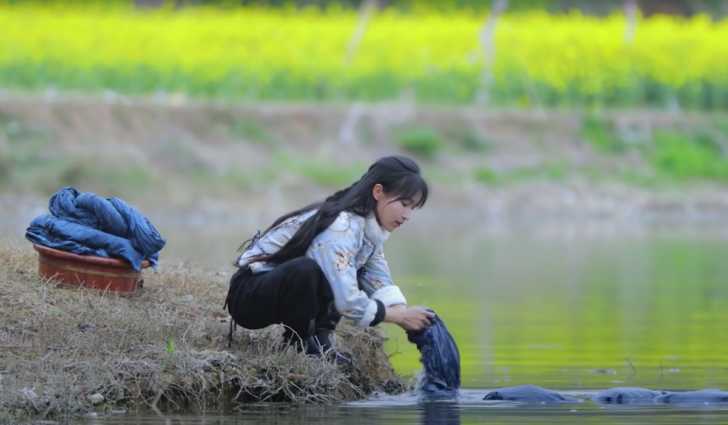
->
xmin=314 ymin=328 xmax=334 ymax=351
xmin=304 ymin=331 xmax=354 ymax=369
xmin=282 ymin=329 xmax=332 ymax=355
xmin=282 ymin=328 xmax=307 ymax=352
xmin=327 ymin=349 xmax=354 ymax=369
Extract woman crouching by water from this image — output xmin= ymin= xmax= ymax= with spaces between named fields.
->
xmin=225 ymin=156 xmax=434 ymax=360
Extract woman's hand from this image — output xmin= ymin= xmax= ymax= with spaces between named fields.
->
xmin=384 ymin=304 xmax=435 ymax=332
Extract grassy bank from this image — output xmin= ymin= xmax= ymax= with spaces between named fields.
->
xmin=0 ymin=245 xmax=405 ymax=421
xmin=2 ymin=5 xmax=728 ymax=108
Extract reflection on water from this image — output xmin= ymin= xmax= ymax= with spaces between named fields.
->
xmin=421 ymin=402 xmax=460 ymax=425
xmin=381 ymin=224 xmax=728 ymax=390
xmin=75 ymin=390 xmax=728 ymax=425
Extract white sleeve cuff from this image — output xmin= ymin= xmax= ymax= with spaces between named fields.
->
xmin=371 ymin=285 xmax=407 ymax=307
xmin=355 ymin=299 xmax=379 ymax=327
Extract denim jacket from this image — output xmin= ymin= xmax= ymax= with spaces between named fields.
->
xmin=237 ymin=210 xmax=407 ymax=327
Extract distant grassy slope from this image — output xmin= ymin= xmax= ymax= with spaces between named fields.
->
xmin=1 ymin=95 xmax=728 ymax=207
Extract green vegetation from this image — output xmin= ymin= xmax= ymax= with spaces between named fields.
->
xmin=395 ymin=127 xmax=443 ymax=160
xmin=582 ymin=115 xmax=628 ymax=154
xmin=651 ymin=131 xmax=728 ymax=181
xmin=474 ymin=166 xmax=498 ymax=184
xmin=580 ymin=115 xmax=728 ymax=183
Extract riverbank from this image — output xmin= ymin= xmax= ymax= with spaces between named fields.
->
xmin=2 ymin=93 xmax=728 ymax=222
xmin=0 ymin=245 xmax=405 ymax=422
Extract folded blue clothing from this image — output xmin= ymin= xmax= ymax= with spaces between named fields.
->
xmin=27 ymin=214 xmax=147 ymax=270
xmin=26 ymin=187 xmax=165 ymax=270
xmin=107 ymin=197 xmax=165 ymax=260
xmin=407 ymin=314 xmax=461 ymax=399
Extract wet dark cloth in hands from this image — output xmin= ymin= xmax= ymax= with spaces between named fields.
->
xmin=407 ymin=313 xmax=461 ymax=398
xmin=26 ymin=187 xmax=165 ymax=270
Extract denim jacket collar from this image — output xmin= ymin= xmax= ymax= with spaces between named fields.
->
xmin=365 ymin=212 xmax=389 ymax=246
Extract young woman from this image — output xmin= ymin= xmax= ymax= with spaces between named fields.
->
xmin=225 ymin=156 xmax=434 ymax=356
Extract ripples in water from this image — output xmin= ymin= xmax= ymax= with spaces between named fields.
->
xmin=75 ymin=389 xmax=728 ymax=425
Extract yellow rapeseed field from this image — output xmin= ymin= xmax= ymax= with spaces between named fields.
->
xmin=1 ymin=4 xmax=727 ymax=107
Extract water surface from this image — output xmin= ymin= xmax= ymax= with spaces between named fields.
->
xmin=76 ymin=392 xmax=728 ymax=425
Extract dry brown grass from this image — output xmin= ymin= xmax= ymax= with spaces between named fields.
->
xmin=0 ymin=245 xmax=405 ymax=421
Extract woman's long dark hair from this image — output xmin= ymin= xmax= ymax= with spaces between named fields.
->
xmin=247 ymin=155 xmax=428 ymax=266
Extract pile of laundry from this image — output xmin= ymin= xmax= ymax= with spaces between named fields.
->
xmin=26 ymin=187 xmax=165 ymax=271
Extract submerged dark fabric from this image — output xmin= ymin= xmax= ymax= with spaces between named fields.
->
xmin=655 ymin=390 xmax=728 ymax=404
xmin=593 ymin=387 xmax=666 ymax=405
xmin=407 ymin=314 xmax=461 ymax=398
xmin=26 ymin=187 xmax=165 ymax=270
xmin=483 ymin=384 xmax=580 ymax=403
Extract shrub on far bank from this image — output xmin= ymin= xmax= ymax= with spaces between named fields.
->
xmin=581 ymin=113 xmax=728 ymax=183
xmin=395 ymin=127 xmax=443 ymax=160
xmin=581 ymin=115 xmax=628 ymax=154
xmin=474 ymin=166 xmax=499 ymax=184
xmin=650 ymin=131 xmax=728 ymax=181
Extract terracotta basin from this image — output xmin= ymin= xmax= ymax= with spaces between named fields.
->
xmin=33 ymin=244 xmax=150 ymax=295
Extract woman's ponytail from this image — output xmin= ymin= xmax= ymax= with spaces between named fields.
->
xmin=245 ymin=155 xmax=428 ymax=266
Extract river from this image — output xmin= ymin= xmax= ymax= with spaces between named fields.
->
xmin=5 ymin=197 xmax=728 ymax=424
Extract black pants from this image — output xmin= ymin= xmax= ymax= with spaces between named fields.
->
xmin=226 ymin=257 xmax=340 ymax=339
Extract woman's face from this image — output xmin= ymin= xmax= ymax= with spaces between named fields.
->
xmin=372 ymin=184 xmax=419 ymax=232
